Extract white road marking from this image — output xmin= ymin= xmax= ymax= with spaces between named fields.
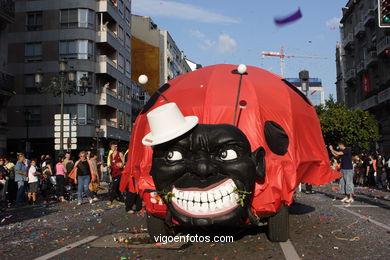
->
xmin=334 ymin=205 xmax=390 ymax=231
xmin=334 ymin=204 xmax=380 ymax=208
xmin=280 ymin=239 xmax=301 ymax=260
xmin=34 ymin=235 xmax=99 ymax=260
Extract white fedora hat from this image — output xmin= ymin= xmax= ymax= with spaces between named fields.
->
xmin=142 ymin=103 xmax=198 ymax=146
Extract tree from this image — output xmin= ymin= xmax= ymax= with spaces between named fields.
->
xmin=315 ymin=96 xmax=379 ymax=151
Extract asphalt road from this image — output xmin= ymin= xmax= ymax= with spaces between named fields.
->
xmin=1 ymin=183 xmax=390 ymax=260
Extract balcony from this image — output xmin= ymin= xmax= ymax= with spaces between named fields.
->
xmin=96 ymin=0 xmax=120 ymax=22
xmin=377 ymin=36 xmax=390 ymax=55
xmin=344 ymin=69 xmax=356 ymax=82
xmin=97 ymin=55 xmax=121 ymax=79
xmin=378 ymin=88 xmax=390 ymax=104
xmin=365 ymin=50 xmax=378 ymax=67
xmin=343 ymin=33 xmax=354 ymax=49
xmin=0 ymin=0 xmax=15 ymax=23
xmin=96 ymin=28 xmax=120 ymax=50
xmin=354 ymin=22 xmax=365 ymax=37
xmin=98 ymin=87 xmax=131 ymax=113
xmin=356 ymin=60 xmax=365 ymax=74
xmin=99 ymin=118 xmax=130 ymax=142
xmin=0 ymin=71 xmax=14 ymax=96
xmin=364 ymin=9 xmax=375 ymax=26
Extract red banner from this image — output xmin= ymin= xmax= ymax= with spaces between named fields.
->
xmin=362 ymin=74 xmax=371 ymax=95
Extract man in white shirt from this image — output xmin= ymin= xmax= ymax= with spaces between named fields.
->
xmin=28 ymin=159 xmax=40 ymax=205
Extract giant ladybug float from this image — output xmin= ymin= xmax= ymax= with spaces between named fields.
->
xmin=120 ymin=64 xmax=341 ymax=242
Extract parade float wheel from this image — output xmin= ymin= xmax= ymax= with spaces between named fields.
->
xmin=146 ymin=213 xmax=173 ymax=242
xmin=267 ymin=205 xmax=289 ymax=242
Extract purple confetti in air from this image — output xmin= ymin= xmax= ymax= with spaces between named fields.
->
xmin=274 ymin=8 xmax=302 ymax=26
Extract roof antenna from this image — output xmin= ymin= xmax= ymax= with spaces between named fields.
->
xmin=138 ymin=75 xmax=169 ymax=102
xmin=231 ymin=64 xmax=248 ymax=126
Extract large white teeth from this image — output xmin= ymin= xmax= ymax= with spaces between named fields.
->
xmin=194 ymin=193 xmax=201 ymax=202
xmin=171 ymin=179 xmax=241 ymax=216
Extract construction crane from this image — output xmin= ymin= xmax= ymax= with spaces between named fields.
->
xmin=261 ymin=45 xmax=327 ymax=77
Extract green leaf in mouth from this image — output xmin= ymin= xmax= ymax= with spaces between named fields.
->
xmin=233 ymin=188 xmax=252 ymax=207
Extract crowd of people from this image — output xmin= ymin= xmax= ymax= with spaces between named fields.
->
xmin=0 ymin=141 xmax=141 ymax=214
xmin=331 ymin=150 xmax=390 ymax=190
xmin=329 ymin=141 xmax=390 ymax=204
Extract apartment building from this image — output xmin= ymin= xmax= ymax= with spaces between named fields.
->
xmin=131 ymin=15 xmax=192 ymax=94
xmin=0 ymin=0 xmax=15 ymax=156
xmin=337 ymin=0 xmax=390 ymax=152
xmin=7 ymin=0 xmax=147 ymax=156
xmin=285 ymin=77 xmax=325 ymax=106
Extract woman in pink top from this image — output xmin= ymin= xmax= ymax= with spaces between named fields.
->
xmin=56 ymin=157 xmax=66 ymax=202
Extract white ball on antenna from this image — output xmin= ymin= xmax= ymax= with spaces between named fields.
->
xmin=237 ymin=64 xmax=247 ymax=74
xmin=138 ymin=74 xmax=148 ymax=84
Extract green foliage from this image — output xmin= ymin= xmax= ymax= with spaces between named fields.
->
xmin=315 ymin=96 xmax=379 ymax=151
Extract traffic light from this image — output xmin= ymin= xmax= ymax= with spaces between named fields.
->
xmin=379 ymin=0 xmax=390 ymax=28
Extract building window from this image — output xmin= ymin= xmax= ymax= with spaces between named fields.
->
xmin=59 ymin=40 xmax=93 ymax=60
xmin=118 ymin=26 xmax=124 ymax=45
xmin=117 ymin=82 xmax=124 ymax=99
xmin=76 ymin=71 xmax=92 ymax=92
xmin=25 ymin=106 xmax=41 ymax=126
xmin=118 ymin=0 xmax=124 ymax=17
xmin=118 ymin=111 xmax=124 ymax=129
xmin=60 ymin=9 xmax=94 ymax=29
xmin=118 ymin=54 xmax=124 ymax=73
xmin=125 ymin=114 xmax=131 ymax=131
xmin=64 ymin=104 xmax=93 ymax=125
xmin=125 ymin=33 xmax=130 ymax=50
xmin=26 ymin=12 xmax=42 ymax=31
xmin=24 ymin=74 xmax=38 ymax=93
xmin=125 ymin=86 xmax=131 ymax=100
xmin=125 ymin=8 xmax=130 ymax=25
xmin=125 ymin=60 xmax=130 ymax=78
xmin=25 ymin=43 xmax=42 ymax=62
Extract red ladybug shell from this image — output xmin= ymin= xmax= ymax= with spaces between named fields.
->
xmin=120 ymin=64 xmax=341 ymax=217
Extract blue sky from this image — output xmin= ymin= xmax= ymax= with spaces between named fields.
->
xmin=133 ymin=0 xmax=347 ymax=99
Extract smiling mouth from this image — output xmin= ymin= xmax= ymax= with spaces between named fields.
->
xmin=171 ymin=179 xmax=239 ymax=218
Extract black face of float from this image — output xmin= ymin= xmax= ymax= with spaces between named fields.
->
xmin=151 ymin=124 xmax=265 ymax=226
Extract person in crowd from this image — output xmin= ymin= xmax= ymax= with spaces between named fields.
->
xmin=63 ymin=152 xmax=74 ymax=177
xmin=55 ymin=157 xmax=66 ymax=202
xmin=386 ymin=155 xmax=390 ymax=190
xmin=108 ymin=141 xmax=124 ymax=205
xmin=40 ymin=155 xmax=53 ymax=204
xmin=375 ymin=152 xmax=386 ymax=190
xmin=4 ymin=157 xmax=16 ymax=205
xmin=367 ymin=155 xmax=376 ymax=187
xmin=73 ymin=151 xmax=96 ymax=205
xmin=27 ymin=159 xmax=40 ymax=205
xmin=329 ymin=142 xmax=354 ymax=203
xmin=14 ymin=154 xmax=28 ymax=205
xmin=0 ymin=158 xmax=8 ymax=210
xmin=89 ymin=151 xmax=100 ymax=202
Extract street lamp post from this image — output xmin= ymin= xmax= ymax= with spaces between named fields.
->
xmin=35 ymin=60 xmax=89 ymax=156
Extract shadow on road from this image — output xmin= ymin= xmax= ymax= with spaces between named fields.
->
xmin=289 ymin=201 xmax=316 ymax=215
xmin=0 ymin=204 xmax=58 ymax=227
xmin=315 ymin=189 xmax=390 ymax=210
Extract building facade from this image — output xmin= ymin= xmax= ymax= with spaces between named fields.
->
xmin=0 ymin=0 xmax=15 ymax=156
xmin=7 ymin=0 xmax=147 ymax=157
xmin=285 ymin=77 xmax=325 ymax=106
xmin=337 ymin=0 xmax=390 ymax=152
xmin=131 ymin=15 xmax=191 ymax=94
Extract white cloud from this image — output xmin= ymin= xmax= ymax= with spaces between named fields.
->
xmin=326 ymin=17 xmax=340 ymax=27
xmin=190 ymin=30 xmax=206 ymax=39
xmin=133 ymin=0 xmax=239 ymax=24
xmin=189 ymin=30 xmax=215 ymax=50
xmin=217 ymin=33 xmax=237 ymax=54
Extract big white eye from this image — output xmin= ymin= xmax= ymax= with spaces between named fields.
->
xmin=167 ymin=151 xmax=183 ymax=161
xmin=219 ymin=149 xmax=238 ymax=161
